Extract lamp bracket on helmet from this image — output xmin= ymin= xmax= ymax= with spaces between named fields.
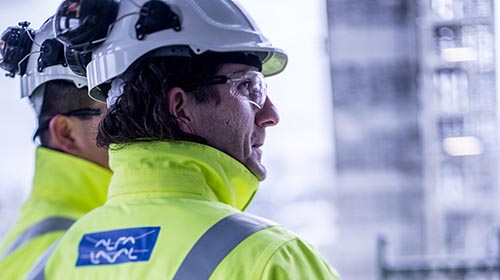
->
xmin=135 ymin=0 xmax=181 ymax=41
xmin=37 ymin=39 xmax=67 ymax=72
xmin=64 ymin=47 xmax=91 ymax=77
xmin=0 ymin=21 xmax=35 ymax=77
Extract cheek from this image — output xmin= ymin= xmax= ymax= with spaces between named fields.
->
xmin=216 ymin=115 xmax=252 ymax=154
xmin=224 ymin=109 xmax=254 ymax=140
xmin=201 ymin=104 xmax=248 ymax=133
xmin=192 ymin=100 xmax=256 ymax=154
xmin=227 ymin=103 xmax=255 ymax=128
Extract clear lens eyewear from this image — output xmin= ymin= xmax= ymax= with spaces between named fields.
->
xmin=203 ymin=70 xmax=268 ymax=109
xmin=33 ymin=108 xmax=103 ymax=140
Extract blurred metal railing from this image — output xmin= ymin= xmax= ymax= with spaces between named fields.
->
xmin=377 ymin=235 xmax=500 ymax=279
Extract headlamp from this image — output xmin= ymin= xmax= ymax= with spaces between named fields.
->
xmin=0 ymin=21 xmax=34 ymax=77
xmin=54 ymin=0 xmax=183 ymax=77
xmin=54 ymin=0 xmax=120 ymax=53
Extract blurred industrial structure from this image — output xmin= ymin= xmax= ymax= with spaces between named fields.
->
xmin=326 ymin=0 xmax=500 ymax=279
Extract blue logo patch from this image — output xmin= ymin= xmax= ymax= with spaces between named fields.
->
xmin=76 ymin=226 xmax=161 ymax=266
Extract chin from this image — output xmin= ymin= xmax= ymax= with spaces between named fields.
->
xmin=247 ymin=161 xmax=267 ymax=181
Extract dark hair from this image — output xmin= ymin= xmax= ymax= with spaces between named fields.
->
xmin=96 ymin=53 xmax=225 ymax=148
xmin=37 ymin=80 xmax=95 ymax=146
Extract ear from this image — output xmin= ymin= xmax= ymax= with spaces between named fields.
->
xmin=48 ymin=115 xmax=80 ymax=154
xmin=167 ymin=87 xmax=194 ymax=133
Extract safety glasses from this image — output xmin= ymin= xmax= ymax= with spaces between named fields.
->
xmin=200 ymin=70 xmax=267 ymax=109
xmin=33 ymin=108 xmax=103 ymax=140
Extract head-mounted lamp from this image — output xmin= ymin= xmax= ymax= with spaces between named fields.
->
xmin=0 ymin=21 xmax=34 ymax=77
xmin=54 ymin=0 xmax=183 ymax=77
xmin=54 ymin=0 xmax=120 ymax=53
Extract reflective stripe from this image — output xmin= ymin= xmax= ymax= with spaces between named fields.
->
xmin=25 ymin=239 xmax=60 ymax=280
xmin=173 ymin=212 xmax=277 ymax=280
xmin=0 ymin=217 xmax=74 ymax=260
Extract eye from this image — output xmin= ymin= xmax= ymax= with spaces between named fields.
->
xmin=235 ymin=79 xmax=251 ymax=96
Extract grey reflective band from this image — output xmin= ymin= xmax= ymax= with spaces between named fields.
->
xmin=173 ymin=212 xmax=277 ymax=280
xmin=0 ymin=217 xmax=74 ymax=260
xmin=25 ymin=239 xmax=60 ymax=280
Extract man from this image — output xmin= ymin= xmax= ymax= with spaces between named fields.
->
xmin=38 ymin=0 xmax=339 ymax=278
xmin=0 ymin=17 xmax=111 ymax=279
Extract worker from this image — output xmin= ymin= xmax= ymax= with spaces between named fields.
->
xmin=0 ymin=17 xmax=111 ymax=279
xmin=33 ymin=0 xmax=340 ymax=278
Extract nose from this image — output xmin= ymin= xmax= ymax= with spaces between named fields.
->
xmin=255 ymin=97 xmax=280 ymax=127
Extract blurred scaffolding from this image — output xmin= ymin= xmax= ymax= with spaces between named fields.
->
xmin=327 ymin=0 xmax=500 ymax=279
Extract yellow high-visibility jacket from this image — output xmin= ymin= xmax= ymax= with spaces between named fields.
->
xmin=0 ymin=147 xmax=111 ymax=279
xmin=43 ymin=141 xmax=340 ymax=279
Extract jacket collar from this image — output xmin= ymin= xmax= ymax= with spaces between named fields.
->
xmin=32 ymin=147 xmax=111 ymax=212
xmin=107 ymin=141 xmax=259 ymax=211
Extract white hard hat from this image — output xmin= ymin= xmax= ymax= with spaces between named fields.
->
xmin=20 ymin=17 xmax=86 ymax=115
xmin=54 ymin=0 xmax=287 ymax=102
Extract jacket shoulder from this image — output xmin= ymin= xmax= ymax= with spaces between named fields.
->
xmin=212 ymin=225 xmax=340 ymax=279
